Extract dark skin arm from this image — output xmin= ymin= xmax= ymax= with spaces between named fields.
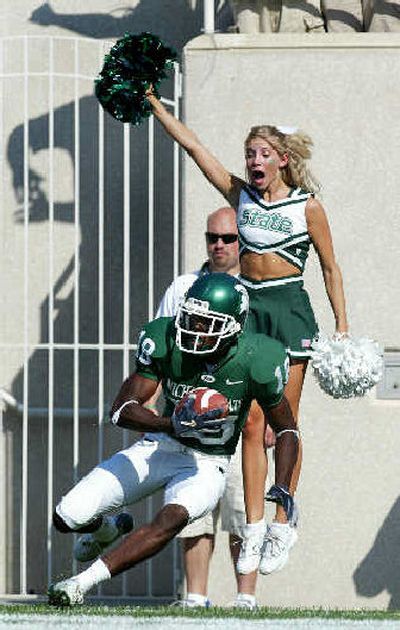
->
xmin=110 ymin=373 xmax=173 ymax=434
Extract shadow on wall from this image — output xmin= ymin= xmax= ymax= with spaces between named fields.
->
xmin=353 ymin=496 xmax=400 ymax=610
xmin=6 ymin=94 xmax=175 ymax=376
xmin=29 ymin=0 xmax=234 ymax=50
xmin=5 ymin=91 xmax=177 ymax=594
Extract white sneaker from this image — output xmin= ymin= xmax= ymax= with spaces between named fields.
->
xmin=233 ymin=594 xmax=258 ymax=610
xmin=74 ymin=512 xmax=133 ymax=562
xmin=259 ymin=522 xmax=298 ymax=575
xmin=48 ymin=578 xmax=84 ymax=607
xmin=170 ymin=597 xmax=212 ymax=608
xmin=236 ymin=521 xmax=266 ymax=574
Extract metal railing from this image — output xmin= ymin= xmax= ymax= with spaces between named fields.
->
xmin=0 ymin=35 xmax=182 ymax=600
xmin=204 ymin=0 xmax=216 ymax=33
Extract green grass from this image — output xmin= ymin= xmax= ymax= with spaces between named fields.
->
xmin=1 ymin=604 xmax=400 ymax=621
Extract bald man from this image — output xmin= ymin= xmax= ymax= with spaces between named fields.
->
xmin=156 ymin=207 xmax=240 ymax=316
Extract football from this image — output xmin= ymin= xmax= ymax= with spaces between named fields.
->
xmin=175 ymin=387 xmax=229 ymax=418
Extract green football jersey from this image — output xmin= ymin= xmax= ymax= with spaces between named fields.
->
xmin=136 ymin=317 xmax=289 ymax=456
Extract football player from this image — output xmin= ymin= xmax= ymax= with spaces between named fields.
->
xmin=48 ymin=273 xmax=299 ymax=607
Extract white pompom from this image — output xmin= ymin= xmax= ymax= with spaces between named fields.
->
xmin=311 ymin=333 xmax=383 ymax=399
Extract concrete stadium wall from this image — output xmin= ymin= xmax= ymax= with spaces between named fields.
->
xmin=0 ymin=0 xmax=225 ymax=598
xmin=1 ymin=0 xmax=400 ymax=611
xmin=182 ymin=33 xmax=400 ymax=610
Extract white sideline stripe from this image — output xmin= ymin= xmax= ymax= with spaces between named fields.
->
xmin=0 ymin=614 xmax=398 ymax=629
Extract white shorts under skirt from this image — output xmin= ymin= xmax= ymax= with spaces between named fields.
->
xmin=56 ymin=433 xmax=230 ymax=530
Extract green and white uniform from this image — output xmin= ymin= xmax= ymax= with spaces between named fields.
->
xmin=237 ymin=184 xmax=318 ymax=358
xmin=56 ymin=316 xmax=289 ymax=529
xmin=136 ymin=317 xmax=289 ymax=456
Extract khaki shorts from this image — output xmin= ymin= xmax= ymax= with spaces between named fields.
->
xmin=178 ymin=437 xmax=270 ymax=538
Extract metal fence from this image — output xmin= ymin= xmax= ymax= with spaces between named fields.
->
xmin=0 ymin=35 xmax=182 ymax=601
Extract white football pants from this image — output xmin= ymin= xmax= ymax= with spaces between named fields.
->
xmin=56 ymin=433 xmax=230 ymax=530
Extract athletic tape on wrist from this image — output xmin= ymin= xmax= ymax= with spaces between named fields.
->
xmin=111 ymin=399 xmax=139 ymax=425
xmin=275 ymin=429 xmax=300 ymax=439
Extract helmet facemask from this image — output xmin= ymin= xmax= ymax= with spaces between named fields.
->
xmin=175 ymin=297 xmax=241 ymax=355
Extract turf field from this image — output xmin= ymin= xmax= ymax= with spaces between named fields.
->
xmin=1 ymin=606 xmax=400 ymax=629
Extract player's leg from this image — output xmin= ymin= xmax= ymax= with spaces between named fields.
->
xmin=53 ymin=509 xmax=134 ymax=563
xmin=48 ymin=444 xmax=228 ymax=606
xmin=102 ymin=503 xmax=189 ymax=575
xmin=101 ymin=451 xmax=227 ymax=581
xmin=48 ymin=503 xmax=189 ymax=607
xmin=52 ymin=435 xmax=166 ymax=562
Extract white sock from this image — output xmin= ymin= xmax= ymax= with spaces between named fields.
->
xmin=236 ymin=592 xmax=256 ymax=606
xmin=271 ymin=521 xmax=290 ymax=529
xmin=75 ymin=559 xmax=111 ymax=593
xmin=186 ymin=592 xmax=208 ymax=604
xmin=244 ymin=519 xmax=265 ymax=536
xmin=93 ymin=515 xmax=119 ymax=543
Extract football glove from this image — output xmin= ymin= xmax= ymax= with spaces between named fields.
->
xmin=171 ymin=396 xmax=226 ymax=438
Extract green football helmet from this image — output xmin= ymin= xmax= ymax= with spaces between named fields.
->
xmin=175 ymin=273 xmax=249 ymax=354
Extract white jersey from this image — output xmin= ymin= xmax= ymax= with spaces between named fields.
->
xmin=237 ymin=185 xmax=312 ymax=272
xmin=156 ymin=263 xmax=240 ymax=318
xmin=156 ymin=267 xmax=206 ymax=318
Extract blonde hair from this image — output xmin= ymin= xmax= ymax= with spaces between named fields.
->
xmin=244 ymin=125 xmax=320 ymax=194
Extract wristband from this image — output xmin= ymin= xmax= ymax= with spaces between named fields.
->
xmin=110 ymin=399 xmax=139 ymax=426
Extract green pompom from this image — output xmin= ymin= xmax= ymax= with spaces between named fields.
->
xmin=95 ymin=32 xmax=177 ymax=126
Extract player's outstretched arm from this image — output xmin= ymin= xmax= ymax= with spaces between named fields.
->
xmin=110 ymin=374 xmax=173 ymax=433
xmin=146 ymin=91 xmax=243 ymax=206
xmin=263 ymin=396 xmax=299 ymax=491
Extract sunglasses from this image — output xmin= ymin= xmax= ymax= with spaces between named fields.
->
xmin=205 ymin=232 xmax=239 ymax=244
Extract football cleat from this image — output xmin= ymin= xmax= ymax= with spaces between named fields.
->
xmin=265 ymin=484 xmax=298 ymax=526
xmin=259 ymin=522 xmax=298 ymax=575
xmin=48 ymin=578 xmax=84 ymax=607
xmin=74 ymin=512 xmax=134 ymax=562
xmin=236 ymin=521 xmax=266 ymax=574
